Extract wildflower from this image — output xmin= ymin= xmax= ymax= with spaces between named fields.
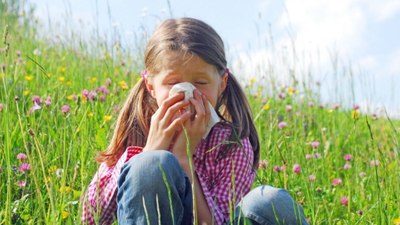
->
xmin=45 ymin=96 xmax=51 ymax=106
xmin=344 ymin=154 xmax=352 ymax=161
xmin=314 ymin=152 xmax=322 ymax=159
xmin=316 ymin=187 xmax=322 ymax=193
xmin=98 ymin=85 xmax=110 ymax=95
xmin=121 ymin=84 xmax=129 ymax=90
xmin=370 ymin=159 xmax=380 ymax=167
xmin=88 ymin=91 xmax=97 ymax=101
xmin=359 ymin=172 xmax=367 ymax=177
xmin=32 ymin=95 xmax=42 ymax=105
xmin=258 ymin=160 xmax=268 ymax=169
xmin=331 ymin=178 xmax=342 ymax=186
xmin=308 ymin=101 xmax=314 ymax=107
xmin=58 ymin=76 xmax=65 ymax=82
xmin=343 ymin=163 xmax=352 ymax=170
xmin=91 ymin=77 xmax=98 ymax=83
xmin=309 ymin=175 xmax=316 ymax=182
xmin=56 ymin=168 xmax=64 ymax=178
xmin=353 ymin=104 xmax=360 ymax=110
xmin=99 ymin=95 xmax=106 ymax=102
xmin=82 ymin=89 xmax=89 ymax=98
xmin=278 ymin=92 xmax=286 ymax=100
xmin=87 ymin=112 xmax=94 ymax=117
xmin=19 ymin=163 xmax=31 ymax=173
xmin=311 ymin=141 xmax=320 ymax=149
xmin=1 ymin=63 xmax=5 ymax=71
xmin=17 ymin=153 xmax=27 ymax=161
xmin=62 ymin=210 xmax=69 ymax=219
xmin=292 ymin=163 xmax=301 ymax=175
xmin=61 ymin=105 xmax=70 ymax=114
xmin=16 ymin=50 xmax=21 ymax=57
xmin=372 ymin=113 xmax=378 ymax=120
xmin=59 ymin=186 xmax=73 ymax=194
xmin=104 ymin=115 xmax=112 ymax=122
xmin=285 ymin=105 xmax=292 ymax=112
xmin=340 ymin=196 xmax=349 ymax=206
xmin=28 ymin=102 xmax=42 ymax=114
xmin=263 ymin=104 xmax=270 ymax=111
xmin=106 ymin=78 xmax=112 ymax=86
xmin=305 ymin=154 xmax=313 ymax=160
xmin=278 ymin=121 xmax=287 ymax=129
xmin=288 ymin=87 xmax=295 ymax=95
xmin=393 ymin=217 xmax=400 ymax=225
xmin=17 ymin=180 xmax=27 ymax=188
xmin=333 ymin=103 xmax=340 ymax=110
xmin=0 ymin=103 xmax=3 ymax=112
xmin=33 ymin=49 xmax=41 ymax=56
xmin=59 ymin=67 xmax=66 ymax=73
xmin=65 ymin=81 xmax=72 ymax=86
xmin=357 ymin=210 xmax=363 ymax=215
xmin=273 ymin=165 xmax=282 ymax=173
xmin=25 ymin=75 xmax=33 ymax=81
xmin=352 ymin=110 xmax=359 ymax=120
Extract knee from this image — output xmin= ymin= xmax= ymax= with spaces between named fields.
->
xmin=118 ymin=150 xmax=184 ymax=189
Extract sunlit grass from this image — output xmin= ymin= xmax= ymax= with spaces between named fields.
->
xmin=1 ymin=1 xmax=399 ymax=224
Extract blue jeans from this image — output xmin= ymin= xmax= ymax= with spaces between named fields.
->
xmin=117 ymin=151 xmax=308 ymax=225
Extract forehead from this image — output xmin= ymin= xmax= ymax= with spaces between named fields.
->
xmin=153 ymin=50 xmax=218 ymax=75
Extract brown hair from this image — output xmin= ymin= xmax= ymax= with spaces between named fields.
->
xmin=97 ymin=17 xmax=260 ymax=168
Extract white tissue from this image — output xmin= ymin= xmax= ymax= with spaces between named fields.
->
xmin=169 ymin=82 xmax=220 ymax=138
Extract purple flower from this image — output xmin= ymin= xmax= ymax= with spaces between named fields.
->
xmin=343 ymin=163 xmax=352 ymax=170
xmin=311 ymin=141 xmax=320 ymax=149
xmin=258 ymin=160 xmax=268 ymax=169
xmin=314 ymin=152 xmax=322 ymax=159
xmin=32 ymin=95 xmax=42 ymax=105
xmin=99 ymin=95 xmax=106 ymax=102
xmin=61 ymin=105 xmax=70 ymax=114
xmin=106 ymin=78 xmax=112 ymax=86
xmin=278 ymin=121 xmax=287 ymax=129
xmin=1 ymin=63 xmax=5 ymax=71
xmin=273 ymin=165 xmax=282 ymax=172
xmin=17 ymin=180 xmax=27 ymax=188
xmin=286 ymin=105 xmax=292 ymax=112
xmin=292 ymin=163 xmax=301 ymax=174
xmin=305 ymin=154 xmax=313 ymax=160
xmin=340 ymin=196 xmax=349 ymax=206
xmin=353 ymin=104 xmax=360 ymax=110
xmin=98 ymin=85 xmax=109 ymax=95
xmin=278 ymin=92 xmax=286 ymax=100
xmin=309 ymin=174 xmax=316 ymax=182
xmin=45 ymin=96 xmax=51 ymax=106
xmin=19 ymin=163 xmax=31 ymax=173
xmin=344 ymin=154 xmax=352 ymax=161
xmin=359 ymin=172 xmax=367 ymax=177
xmin=88 ymin=91 xmax=97 ymax=101
xmin=28 ymin=102 xmax=42 ymax=114
xmin=82 ymin=89 xmax=89 ymax=98
xmin=308 ymin=101 xmax=314 ymax=107
xmin=17 ymin=153 xmax=27 ymax=161
xmin=331 ymin=178 xmax=342 ymax=186
xmin=0 ymin=103 xmax=3 ymax=112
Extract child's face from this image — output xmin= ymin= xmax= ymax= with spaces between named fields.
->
xmin=145 ymin=51 xmax=228 ymax=108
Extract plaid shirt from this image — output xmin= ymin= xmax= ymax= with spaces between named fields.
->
xmin=82 ymin=122 xmax=256 ymax=225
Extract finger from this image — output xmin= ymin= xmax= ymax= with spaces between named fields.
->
xmin=202 ymin=94 xmax=211 ymax=124
xmin=190 ymin=91 xmax=206 ymax=124
xmin=157 ymin=92 xmax=185 ymax=119
xmin=162 ymin=99 xmax=190 ymax=126
xmin=165 ymin=110 xmax=192 ymax=134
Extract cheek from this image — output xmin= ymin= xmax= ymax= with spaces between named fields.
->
xmin=155 ymin=90 xmax=170 ymax=107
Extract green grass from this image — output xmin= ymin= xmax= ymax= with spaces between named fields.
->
xmin=1 ymin=1 xmax=399 ymax=224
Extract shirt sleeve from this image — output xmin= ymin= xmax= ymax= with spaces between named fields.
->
xmin=200 ymin=134 xmax=256 ymax=225
xmin=81 ymin=146 xmax=142 ymax=225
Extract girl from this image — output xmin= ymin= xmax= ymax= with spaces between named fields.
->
xmin=82 ymin=17 xmax=308 ymax=225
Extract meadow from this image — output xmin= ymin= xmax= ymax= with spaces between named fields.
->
xmin=1 ymin=1 xmax=400 ymax=224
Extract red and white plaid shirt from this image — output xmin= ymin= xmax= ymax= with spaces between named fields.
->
xmin=82 ymin=122 xmax=256 ymax=225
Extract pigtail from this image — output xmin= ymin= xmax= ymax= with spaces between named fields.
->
xmin=96 ymin=78 xmax=156 ymax=166
xmin=217 ymin=71 xmax=260 ymax=169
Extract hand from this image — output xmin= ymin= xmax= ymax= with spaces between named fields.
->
xmin=171 ymin=90 xmax=211 ymax=161
xmin=143 ymin=93 xmax=192 ymax=152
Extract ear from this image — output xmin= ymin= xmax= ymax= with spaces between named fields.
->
xmin=219 ymin=72 xmax=228 ymax=95
xmin=144 ymin=77 xmax=156 ymax=98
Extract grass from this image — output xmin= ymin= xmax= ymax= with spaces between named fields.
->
xmin=1 ymin=1 xmax=399 ymax=224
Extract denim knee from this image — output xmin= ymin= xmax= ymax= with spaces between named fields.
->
xmin=235 ymin=185 xmax=308 ymax=225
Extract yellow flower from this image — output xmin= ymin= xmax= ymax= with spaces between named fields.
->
xmin=48 ymin=165 xmax=57 ymax=173
xmin=104 ymin=115 xmax=112 ymax=122
xmin=263 ymin=104 xmax=270 ymax=111
xmin=118 ymin=80 xmax=126 ymax=86
xmin=59 ymin=67 xmax=66 ymax=73
xmin=91 ymin=77 xmax=98 ymax=83
xmin=0 ymin=73 xmax=4 ymax=79
xmin=23 ymin=90 xmax=30 ymax=96
xmin=121 ymin=84 xmax=129 ymax=90
xmin=288 ymin=87 xmax=294 ymax=95
xmin=59 ymin=186 xmax=73 ymax=194
xmin=250 ymin=78 xmax=256 ymax=85
xmin=65 ymin=81 xmax=72 ymax=86
xmin=61 ymin=210 xmax=69 ymax=219
xmin=59 ymin=76 xmax=65 ymax=82
xmin=25 ymin=75 xmax=33 ymax=81
xmin=352 ymin=110 xmax=359 ymax=120
xmin=45 ymin=176 xmax=52 ymax=183
xmin=87 ymin=112 xmax=94 ymax=117
xmin=67 ymin=95 xmax=74 ymax=100
xmin=394 ymin=218 xmax=400 ymax=225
